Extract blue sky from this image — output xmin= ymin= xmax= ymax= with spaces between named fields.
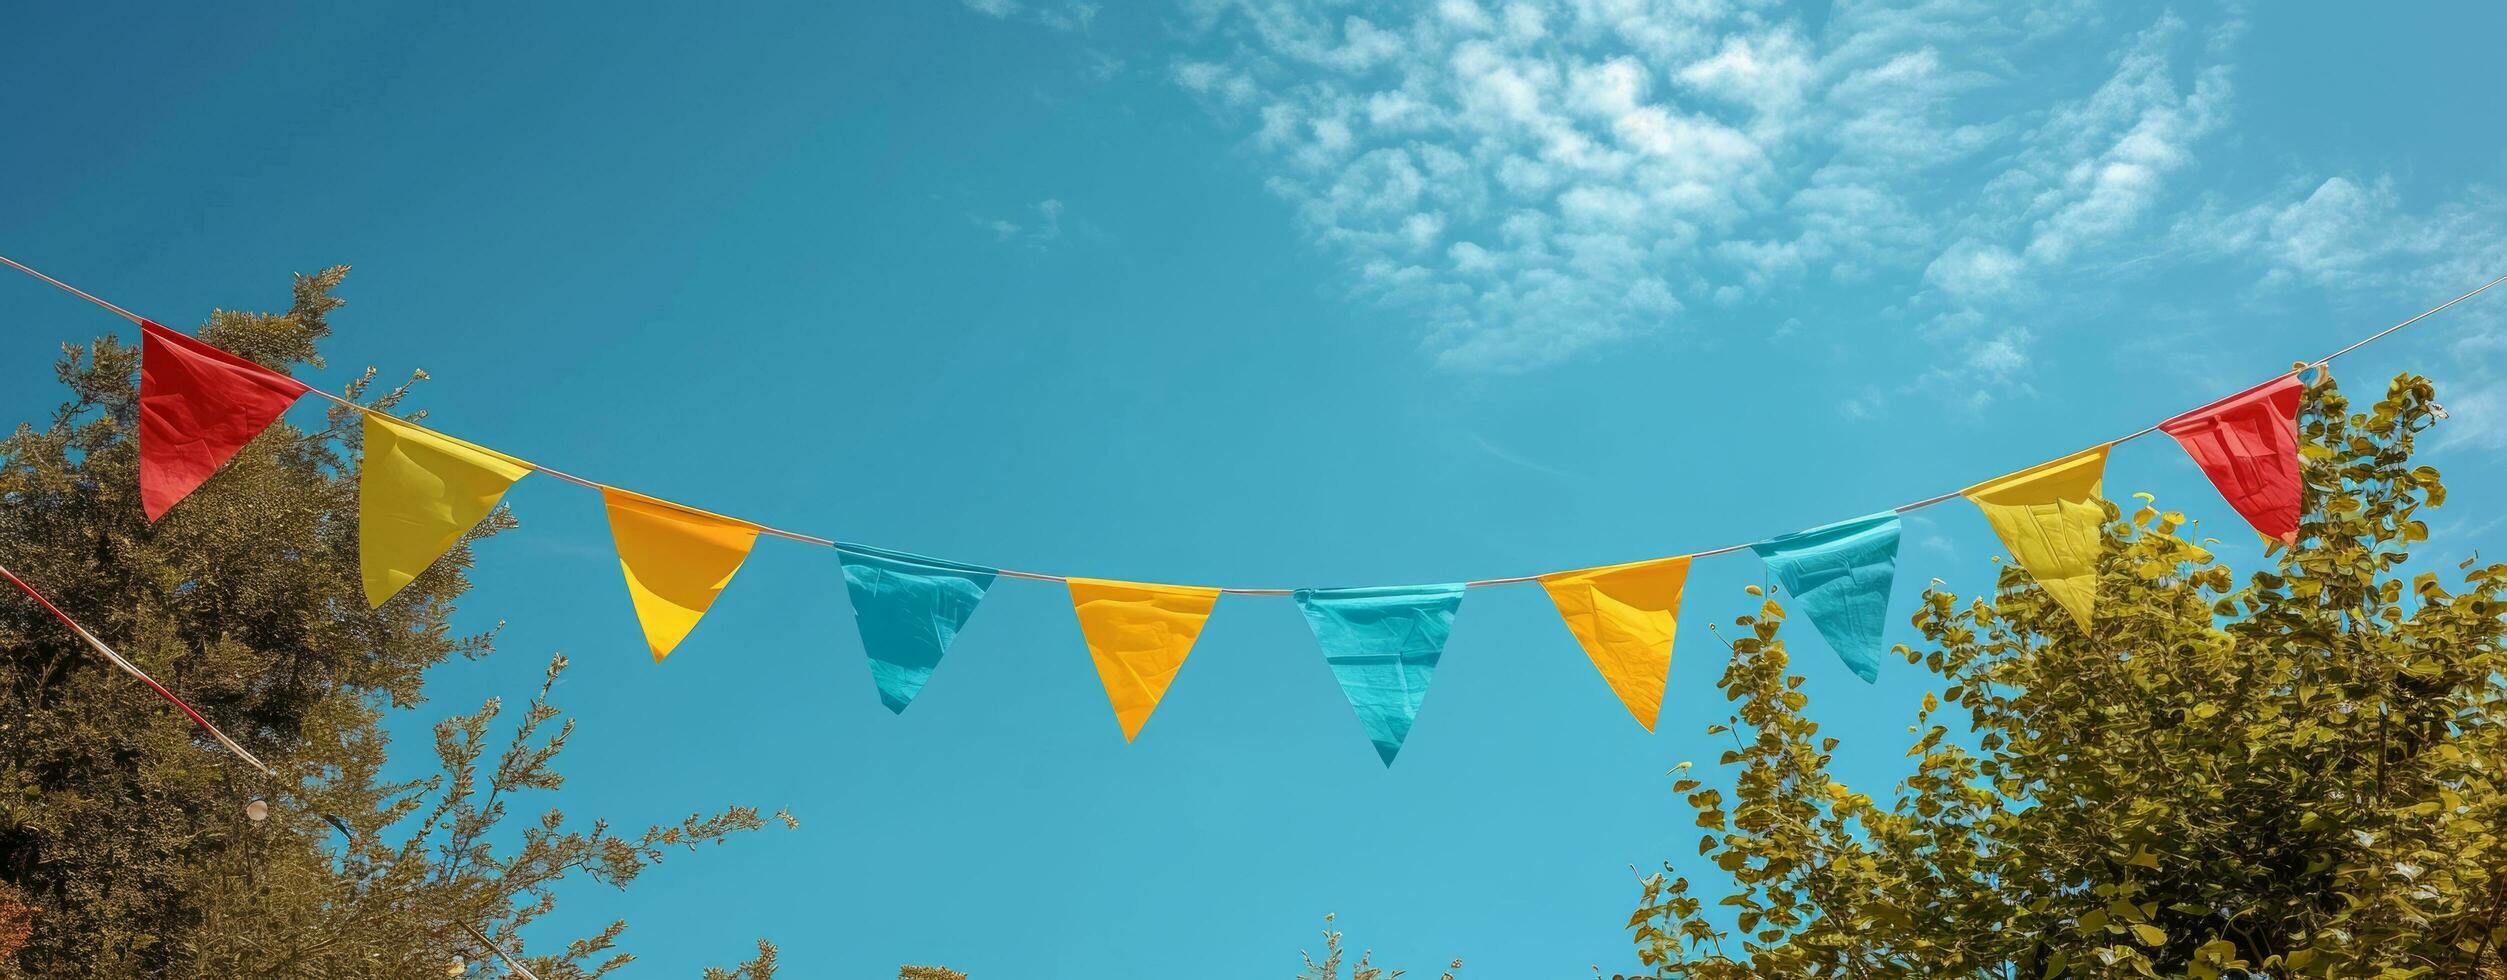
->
xmin=4 ymin=1 xmax=2505 ymax=976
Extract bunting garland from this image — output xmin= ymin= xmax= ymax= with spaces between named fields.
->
xmin=360 ymin=413 xmax=533 ymax=606
xmin=602 ymin=488 xmax=762 ymax=661
xmin=6 ymin=255 xmax=2503 ymax=763
xmin=837 ymin=544 xmax=996 ymax=713
xmin=1963 ymin=445 xmax=2113 ymax=630
xmin=138 ymin=319 xmax=310 ymax=521
xmin=1068 ymin=578 xmax=1222 ymax=741
xmin=1538 ymin=556 xmax=1689 ymax=731
xmin=1749 ymin=512 xmax=1900 ymax=683
xmin=2160 ymin=374 xmax=2306 ymax=543
xmin=1295 ymin=585 xmax=1464 ymax=765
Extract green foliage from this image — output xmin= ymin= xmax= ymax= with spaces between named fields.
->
xmin=699 ymin=940 xmax=778 ymax=979
xmin=0 ymin=269 xmax=788 ymax=977
xmin=1623 ymin=374 xmax=2507 ymax=978
xmin=1297 ymin=914 xmax=1462 ymax=980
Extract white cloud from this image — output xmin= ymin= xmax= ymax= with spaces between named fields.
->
xmin=1923 ymin=239 xmax=2026 ymax=302
xmin=2433 ymin=382 xmax=2507 ymax=455
xmin=978 ymin=199 xmax=1070 ymax=246
xmin=2422 ymin=313 xmax=2507 ymax=459
xmin=964 ymin=0 xmax=1099 ymax=32
xmin=1901 ymin=327 xmax=2037 ymax=412
xmin=1677 ymin=30 xmax=1815 ymax=118
xmin=1965 ymin=330 xmax=2030 ymax=380
xmin=2177 ymin=176 xmax=2507 ymax=298
xmin=2016 ymin=15 xmax=2233 ymax=266
xmin=1469 ymin=431 xmax=1582 ymax=478
xmin=1172 ymin=1 xmax=2244 ymax=375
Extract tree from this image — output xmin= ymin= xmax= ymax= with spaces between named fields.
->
xmin=0 ymin=268 xmax=788 ymax=977
xmin=1622 ymin=373 xmax=2507 ymax=978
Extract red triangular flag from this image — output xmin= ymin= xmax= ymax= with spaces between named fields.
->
xmin=2159 ymin=374 xmax=2305 ymax=543
xmin=139 ymin=320 xmax=311 ymax=521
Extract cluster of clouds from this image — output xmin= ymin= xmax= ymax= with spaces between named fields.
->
xmin=958 ymin=0 xmax=2507 ymax=423
xmin=1164 ymin=0 xmax=2258 ymax=375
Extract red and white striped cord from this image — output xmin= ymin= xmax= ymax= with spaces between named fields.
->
xmin=0 ymin=562 xmax=541 ymax=980
xmin=0 ymin=562 xmax=270 ymax=774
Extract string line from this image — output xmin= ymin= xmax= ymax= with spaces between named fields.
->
xmin=0 ymin=561 xmax=271 ymax=774
xmin=0 ymin=561 xmax=542 ymax=979
xmin=3 ymin=252 xmax=2500 ymax=593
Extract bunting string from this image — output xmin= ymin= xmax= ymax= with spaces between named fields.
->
xmin=8 ymin=251 xmax=2494 ymax=590
xmin=3 ymin=250 xmax=2503 ymax=759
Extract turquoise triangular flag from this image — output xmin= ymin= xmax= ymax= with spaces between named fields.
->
xmin=1293 ymin=584 xmax=1465 ymax=766
xmin=837 ymin=543 xmax=997 ymax=713
xmin=1749 ymin=512 xmax=1901 ymax=683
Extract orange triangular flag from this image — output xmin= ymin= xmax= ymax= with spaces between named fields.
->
xmin=1538 ymin=555 xmax=1691 ymax=731
xmin=1067 ymin=578 xmax=1222 ymax=742
xmin=600 ymin=488 xmax=761 ymax=661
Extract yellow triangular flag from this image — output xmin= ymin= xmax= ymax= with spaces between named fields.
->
xmin=360 ymin=413 xmax=532 ymax=607
xmin=1963 ymin=444 xmax=2112 ymax=629
xmin=1538 ymin=555 xmax=1691 ymax=732
xmin=1068 ymin=578 xmax=1222 ymax=742
xmin=601 ymin=488 xmax=760 ymax=661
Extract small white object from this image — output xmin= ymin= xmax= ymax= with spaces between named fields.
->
xmin=244 ymin=799 xmax=268 ymax=822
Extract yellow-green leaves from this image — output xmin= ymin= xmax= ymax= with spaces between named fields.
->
xmin=1623 ymin=374 xmax=2507 ymax=980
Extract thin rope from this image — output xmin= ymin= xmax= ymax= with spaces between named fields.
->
xmin=0 ymin=254 xmax=147 ymax=325
xmin=455 ymin=919 xmax=543 ymax=980
xmin=3 ymin=253 xmax=2500 ymax=592
xmin=0 ymin=561 xmax=272 ymax=774
xmin=0 ymin=561 xmax=541 ymax=980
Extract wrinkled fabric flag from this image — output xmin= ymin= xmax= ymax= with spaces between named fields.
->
xmin=1068 ymin=578 xmax=1222 ymax=742
xmin=2161 ymin=374 xmax=2305 ymax=543
xmin=1294 ymin=584 xmax=1464 ymax=766
xmin=139 ymin=320 xmax=311 ymax=521
xmin=601 ymin=488 xmax=761 ymax=661
xmin=838 ymin=543 xmax=996 ymax=713
xmin=1963 ymin=445 xmax=2112 ymax=630
xmin=1750 ymin=512 xmax=1901 ymax=683
xmin=1537 ymin=556 xmax=1689 ymax=731
xmin=360 ymin=413 xmax=531 ymax=607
